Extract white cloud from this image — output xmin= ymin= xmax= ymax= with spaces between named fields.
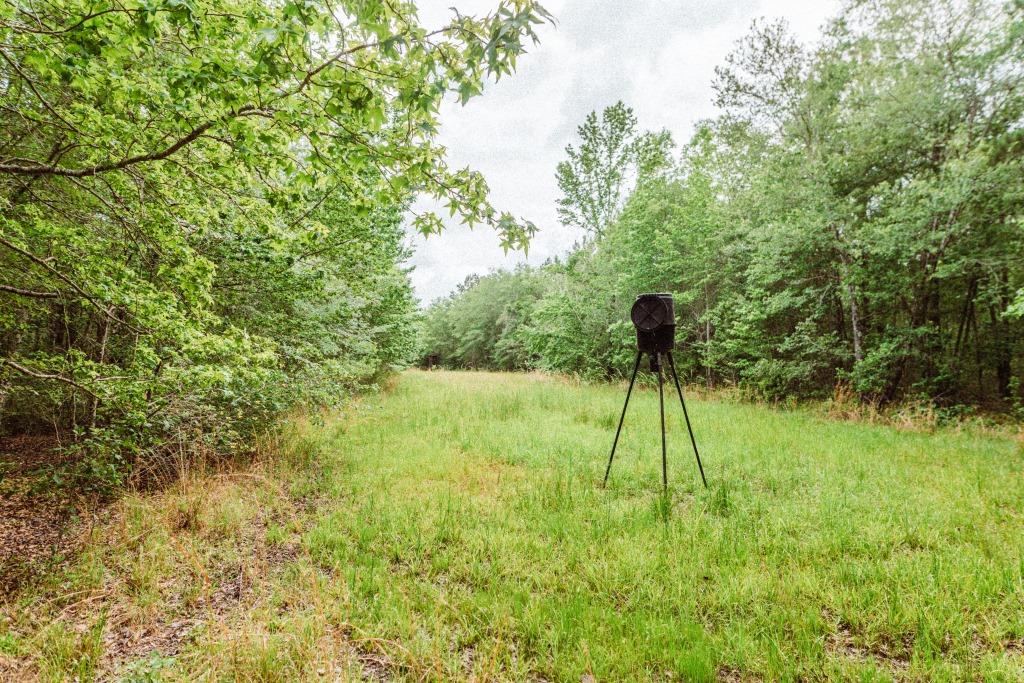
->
xmin=407 ymin=0 xmax=840 ymax=305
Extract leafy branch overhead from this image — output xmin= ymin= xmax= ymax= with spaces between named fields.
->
xmin=0 ymin=0 xmax=551 ymax=247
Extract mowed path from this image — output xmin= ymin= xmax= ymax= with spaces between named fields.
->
xmin=296 ymin=370 xmax=1024 ymax=681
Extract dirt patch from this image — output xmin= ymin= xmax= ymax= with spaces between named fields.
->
xmin=100 ymin=487 xmax=334 ymax=673
xmin=716 ymin=664 xmax=743 ymax=681
xmin=354 ymin=646 xmax=395 ymax=681
xmin=1 ymin=446 xmax=400 ymax=681
xmin=822 ymin=608 xmax=911 ymax=675
xmin=716 ymin=664 xmax=762 ymax=681
xmin=103 ymin=616 xmax=202 ymax=666
xmin=0 ymin=492 xmax=81 ymax=592
xmin=101 ymin=524 xmax=293 ymax=672
xmin=3 ymin=480 xmax=313 ymax=678
xmin=315 ymin=625 xmax=402 ymax=681
xmin=0 ymin=652 xmax=27 ymax=681
xmin=0 ymin=434 xmax=68 ymax=477
xmin=0 ymin=435 xmax=99 ymax=594
xmin=100 ymin=568 xmax=254 ymax=674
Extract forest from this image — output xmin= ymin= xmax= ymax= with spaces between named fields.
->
xmin=421 ymin=0 xmax=1024 ymax=413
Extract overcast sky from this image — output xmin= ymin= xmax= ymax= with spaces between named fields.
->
xmin=407 ymin=0 xmax=840 ymax=305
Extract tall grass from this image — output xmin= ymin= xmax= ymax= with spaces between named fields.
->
xmin=3 ymin=369 xmax=1022 ymax=681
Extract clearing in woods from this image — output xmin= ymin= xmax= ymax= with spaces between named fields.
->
xmin=2 ymin=370 xmax=1023 ymax=681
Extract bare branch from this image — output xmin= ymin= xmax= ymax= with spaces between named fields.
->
xmin=0 ymin=282 xmax=59 ymax=298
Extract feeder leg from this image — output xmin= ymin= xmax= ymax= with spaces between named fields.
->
xmin=667 ymin=352 xmax=707 ymax=488
xmin=603 ymin=351 xmax=643 ymax=487
xmin=657 ymin=354 xmax=667 ymax=492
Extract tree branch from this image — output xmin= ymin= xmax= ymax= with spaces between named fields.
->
xmin=0 ymin=105 xmax=263 ymax=177
xmin=0 ymin=235 xmax=148 ymax=334
xmin=2 ymin=358 xmax=101 ymax=401
xmin=0 ymin=283 xmax=59 ymax=298
xmin=0 ymin=47 xmax=84 ymax=136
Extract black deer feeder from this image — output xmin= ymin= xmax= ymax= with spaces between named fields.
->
xmin=603 ymin=293 xmax=708 ymax=491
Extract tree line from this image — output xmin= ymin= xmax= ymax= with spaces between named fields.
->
xmin=420 ymin=0 xmax=1024 ymax=413
xmin=0 ymin=0 xmax=552 ymax=488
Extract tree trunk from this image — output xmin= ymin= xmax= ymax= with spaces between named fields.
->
xmin=847 ymin=280 xmax=863 ymax=364
xmin=881 ymin=279 xmax=932 ymax=405
xmin=953 ymin=278 xmax=978 ymax=361
xmin=89 ymin=316 xmax=110 ymax=429
xmin=704 ymin=282 xmax=714 ymax=389
xmin=990 ymin=269 xmax=1012 ymax=399
xmin=0 ymin=309 xmax=28 ymax=435
xmin=833 ymin=227 xmax=863 ymax=365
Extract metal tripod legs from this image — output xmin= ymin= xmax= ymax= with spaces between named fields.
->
xmin=657 ymin=354 xmax=667 ymax=491
xmin=603 ymin=351 xmax=708 ymax=490
xmin=603 ymin=351 xmax=642 ymax=487
xmin=667 ymin=352 xmax=707 ymax=489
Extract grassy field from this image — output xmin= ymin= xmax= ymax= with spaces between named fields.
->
xmin=2 ymin=370 xmax=1024 ymax=681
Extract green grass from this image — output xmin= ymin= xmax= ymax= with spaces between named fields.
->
xmin=296 ymin=370 xmax=1024 ymax=681
xmin=4 ymin=369 xmax=1024 ymax=681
